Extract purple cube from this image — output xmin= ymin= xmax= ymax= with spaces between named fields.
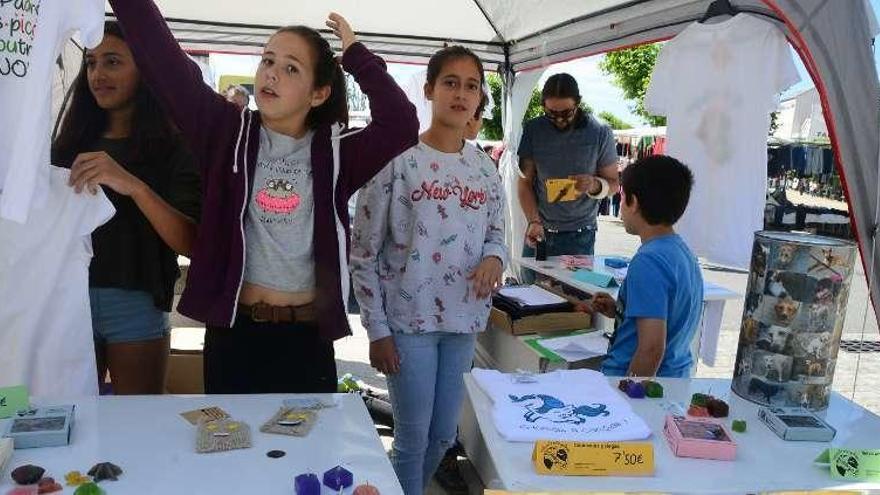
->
xmin=295 ymin=473 xmax=320 ymax=495
xmin=626 ymin=382 xmax=646 ymax=399
xmin=323 ymin=466 xmax=353 ymax=491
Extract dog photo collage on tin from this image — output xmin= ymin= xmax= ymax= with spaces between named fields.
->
xmin=733 ymin=238 xmax=854 ymax=410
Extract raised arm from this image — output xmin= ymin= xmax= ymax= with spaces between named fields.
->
xmin=107 ymin=0 xmax=237 ymax=164
xmin=338 ymin=43 xmax=419 ymax=194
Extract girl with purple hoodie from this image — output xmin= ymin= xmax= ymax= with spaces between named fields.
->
xmin=107 ymin=0 xmax=418 ymax=393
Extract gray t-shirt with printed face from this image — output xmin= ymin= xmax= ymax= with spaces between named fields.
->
xmin=518 ymin=113 xmax=618 ymax=231
xmin=244 ymin=127 xmax=315 ymax=292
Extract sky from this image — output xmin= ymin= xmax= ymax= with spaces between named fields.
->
xmin=211 ymin=0 xmax=880 ymax=128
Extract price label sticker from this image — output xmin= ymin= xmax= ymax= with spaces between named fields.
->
xmin=816 ymin=448 xmax=880 ymax=481
xmin=0 ymin=386 xmax=28 ymax=419
xmin=533 ymin=440 xmax=654 ymax=476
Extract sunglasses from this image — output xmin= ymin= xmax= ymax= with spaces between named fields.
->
xmin=544 ymin=107 xmax=577 ymax=122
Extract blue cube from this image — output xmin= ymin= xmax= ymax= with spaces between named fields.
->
xmin=323 ymin=465 xmax=353 ymax=491
xmin=295 ymin=473 xmax=320 ymax=495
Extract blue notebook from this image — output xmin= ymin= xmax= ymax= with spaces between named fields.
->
xmin=573 ymin=269 xmax=618 ymax=288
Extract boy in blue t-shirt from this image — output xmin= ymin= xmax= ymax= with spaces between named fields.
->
xmin=594 ymin=155 xmax=703 ymax=378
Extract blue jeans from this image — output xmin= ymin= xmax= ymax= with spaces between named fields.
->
xmin=522 ymin=228 xmax=597 ymax=257
xmin=521 ymin=228 xmax=596 ymax=283
xmin=90 ymin=288 xmax=170 ymax=344
xmin=386 ymin=332 xmax=476 ymax=495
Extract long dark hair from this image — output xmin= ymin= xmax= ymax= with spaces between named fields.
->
xmin=52 ymin=21 xmax=178 ymax=167
xmin=274 ymin=26 xmax=348 ymax=129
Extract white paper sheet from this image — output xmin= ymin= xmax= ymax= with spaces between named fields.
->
xmin=497 ymin=285 xmax=566 ymax=307
xmin=538 ymin=332 xmax=609 ymax=362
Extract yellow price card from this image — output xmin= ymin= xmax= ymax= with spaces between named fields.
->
xmin=532 ymin=441 xmax=654 ymax=476
xmin=545 ymin=178 xmax=579 ymax=203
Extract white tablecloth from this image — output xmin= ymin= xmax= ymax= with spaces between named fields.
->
xmin=0 ymin=394 xmax=401 ymax=495
xmin=461 ymin=375 xmax=880 ymax=493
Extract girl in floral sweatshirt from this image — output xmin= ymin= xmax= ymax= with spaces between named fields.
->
xmin=350 ymin=46 xmax=507 ymax=494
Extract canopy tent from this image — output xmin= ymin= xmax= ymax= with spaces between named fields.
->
xmin=87 ymin=0 xmax=879 ymax=324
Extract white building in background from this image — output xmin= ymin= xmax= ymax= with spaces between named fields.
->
xmin=773 ymin=87 xmax=828 ymax=141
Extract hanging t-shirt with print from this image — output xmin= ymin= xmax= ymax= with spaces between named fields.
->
xmin=0 ymin=0 xmax=105 ymax=223
xmin=644 ymin=14 xmax=799 ymax=269
xmin=471 ymin=368 xmax=652 ymax=443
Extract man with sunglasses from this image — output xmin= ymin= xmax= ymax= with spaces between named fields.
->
xmin=518 ymin=73 xmax=619 ymax=259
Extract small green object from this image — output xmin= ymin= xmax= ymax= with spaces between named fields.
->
xmin=732 ymin=419 xmax=747 ymax=433
xmin=690 ymin=393 xmax=709 ymax=407
xmin=74 ymin=482 xmax=105 ymax=495
xmin=337 ymin=373 xmax=361 ymax=393
xmin=642 ymin=381 xmax=664 ymax=398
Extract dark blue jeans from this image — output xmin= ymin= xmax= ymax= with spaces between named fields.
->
xmin=522 ymin=228 xmax=597 ymax=257
xmin=521 ymin=228 xmax=597 ymax=283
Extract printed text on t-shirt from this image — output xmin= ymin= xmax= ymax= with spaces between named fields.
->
xmin=0 ymin=0 xmax=39 ymax=78
xmin=410 ymin=178 xmax=487 ymax=210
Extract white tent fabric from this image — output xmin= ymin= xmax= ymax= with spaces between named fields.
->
xmin=93 ymin=0 xmax=880 ymax=324
xmin=499 ymin=68 xmax=544 ymax=277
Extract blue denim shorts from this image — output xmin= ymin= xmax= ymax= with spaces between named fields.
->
xmin=90 ymin=288 xmax=170 ymax=344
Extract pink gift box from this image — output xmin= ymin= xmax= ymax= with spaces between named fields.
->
xmin=663 ymin=415 xmax=737 ymax=461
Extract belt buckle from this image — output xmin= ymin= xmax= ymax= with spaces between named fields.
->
xmin=250 ymin=303 xmax=270 ymax=323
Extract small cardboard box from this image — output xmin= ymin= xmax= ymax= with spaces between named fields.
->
xmin=531 ymin=440 xmax=654 ymax=476
xmin=5 ymin=405 xmax=75 ymax=449
xmin=166 ymin=351 xmax=205 ymax=395
xmin=758 ymin=406 xmax=836 ymax=442
xmin=489 ymin=306 xmax=591 ymax=335
xmin=663 ymin=415 xmax=736 ymax=461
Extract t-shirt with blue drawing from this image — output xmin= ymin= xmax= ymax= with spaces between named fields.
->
xmin=602 ymin=234 xmax=703 ymax=378
xmin=471 ymin=368 xmax=651 ymax=442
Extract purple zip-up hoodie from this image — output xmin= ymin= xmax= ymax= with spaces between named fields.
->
xmin=108 ymin=0 xmax=419 ymax=341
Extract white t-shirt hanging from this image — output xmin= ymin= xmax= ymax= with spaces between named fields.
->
xmin=471 ymin=368 xmax=652 ymax=443
xmin=0 ymin=166 xmax=115 ymax=397
xmin=645 ymin=14 xmax=799 ymax=269
xmin=0 ymin=0 xmax=105 ymax=223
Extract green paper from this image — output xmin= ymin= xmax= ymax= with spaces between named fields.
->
xmin=0 ymin=385 xmax=28 ymax=419
xmin=523 ymin=338 xmax=565 ymax=363
xmin=824 ymin=449 xmax=880 ymax=480
xmin=573 ymin=269 xmax=618 ymax=288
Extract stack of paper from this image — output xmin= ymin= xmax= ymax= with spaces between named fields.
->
xmin=497 ymin=285 xmax=566 ymax=307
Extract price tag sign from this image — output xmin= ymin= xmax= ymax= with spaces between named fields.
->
xmin=532 ymin=440 xmax=654 ymax=476
xmin=816 ymin=448 xmax=880 ymax=481
xmin=0 ymin=385 xmax=29 ymax=419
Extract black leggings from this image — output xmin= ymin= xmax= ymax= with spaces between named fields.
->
xmin=204 ymin=314 xmax=337 ymax=394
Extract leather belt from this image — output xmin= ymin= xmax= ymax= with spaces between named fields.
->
xmin=238 ymin=302 xmax=316 ymax=324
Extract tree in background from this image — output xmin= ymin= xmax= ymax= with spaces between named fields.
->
xmin=599 ymin=44 xmax=666 ymax=127
xmin=482 ymin=73 xmax=544 ymax=140
xmin=598 ymin=111 xmax=632 ymax=130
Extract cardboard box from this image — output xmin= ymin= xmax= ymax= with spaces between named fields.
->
xmin=758 ymin=406 xmax=836 ymax=442
xmin=663 ymin=415 xmax=736 ymax=461
xmin=531 ymin=440 xmax=654 ymax=476
xmin=489 ymin=306 xmax=591 ymax=335
xmin=5 ymin=405 xmax=74 ymax=449
xmin=166 ymin=351 xmax=205 ymax=395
